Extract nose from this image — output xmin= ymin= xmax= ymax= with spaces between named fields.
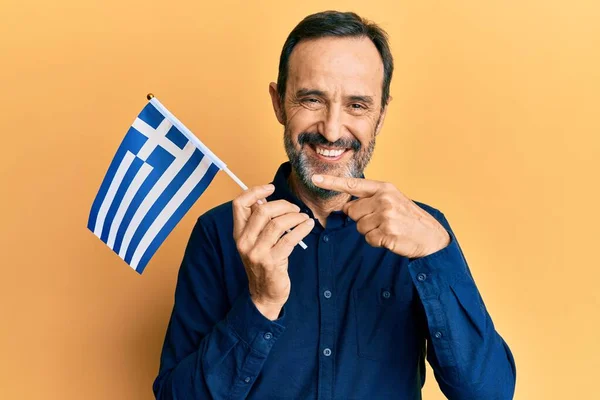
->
xmin=318 ymin=105 xmax=344 ymax=144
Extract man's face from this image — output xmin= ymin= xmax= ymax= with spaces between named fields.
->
xmin=271 ymin=36 xmax=388 ymax=199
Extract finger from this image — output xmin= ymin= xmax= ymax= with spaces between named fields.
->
xmin=232 ymin=184 xmax=275 ymax=238
xmin=272 ymin=218 xmax=315 ymax=259
xmin=243 ymin=200 xmax=301 ymax=244
xmin=343 ymin=197 xmax=377 ymax=221
xmin=355 ymin=212 xmax=382 ymax=235
xmin=255 ymin=212 xmax=310 ymax=249
xmin=364 ymin=227 xmax=385 ymax=248
xmin=249 ymin=197 xmax=269 ymax=214
xmin=311 ymin=174 xmax=381 ymax=197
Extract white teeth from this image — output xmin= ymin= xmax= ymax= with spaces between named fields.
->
xmin=316 ymin=147 xmax=344 ymax=157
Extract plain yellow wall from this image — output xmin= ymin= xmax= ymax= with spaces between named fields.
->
xmin=1 ymin=0 xmax=598 ymax=398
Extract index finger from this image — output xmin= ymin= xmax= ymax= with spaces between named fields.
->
xmin=232 ymin=184 xmax=275 ymax=238
xmin=311 ymin=174 xmax=380 ymax=197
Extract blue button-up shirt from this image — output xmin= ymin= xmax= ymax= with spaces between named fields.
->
xmin=153 ymin=162 xmax=516 ymax=399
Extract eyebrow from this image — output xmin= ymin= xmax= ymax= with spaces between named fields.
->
xmin=348 ymin=95 xmax=374 ymax=105
xmin=295 ymin=88 xmax=326 ymax=98
xmin=295 ymin=88 xmax=375 ymax=105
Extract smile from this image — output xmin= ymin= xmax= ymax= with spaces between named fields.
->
xmin=309 ymin=145 xmax=350 ymax=161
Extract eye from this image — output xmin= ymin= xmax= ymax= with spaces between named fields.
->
xmin=299 ymin=98 xmax=324 ymax=110
xmin=348 ymin=103 xmax=369 ymax=115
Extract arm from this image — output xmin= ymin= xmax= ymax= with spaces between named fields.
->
xmin=152 ymin=217 xmax=286 ymax=400
xmin=408 ymin=211 xmax=517 ymax=399
xmin=308 ymin=174 xmax=517 ymax=398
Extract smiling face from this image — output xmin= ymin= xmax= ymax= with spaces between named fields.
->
xmin=270 ymin=36 xmax=389 ymax=199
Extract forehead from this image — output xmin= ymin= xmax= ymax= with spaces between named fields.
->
xmin=287 ymin=36 xmax=384 ymax=97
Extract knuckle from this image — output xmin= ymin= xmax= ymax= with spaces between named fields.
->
xmin=379 ymin=191 xmax=391 ymax=201
xmin=379 ymin=221 xmax=393 ymax=235
xmin=269 ymin=218 xmax=283 ymax=233
xmin=382 ymin=237 xmax=396 ymax=253
xmin=254 ymin=204 xmax=268 ymax=217
xmin=249 ymin=186 xmax=263 ymax=197
xmin=347 ymin=178 xmax=359 ymax=189
xmin=246 ymin=249 xmax=262 ymax=266
xmin=381 ymin=182 xmax=395 ymax=192
xmin=235 ymin=239 xmax=246 ymax=254
xmin=388 ymin=221 xmax=404 ymax=236
xmin=356 ymin=220 xmax=366 ymax=232
xmin=348 ymin=207 xmax=358 ymax=220
xmin=364 ymin=231 xmax=378 ymax=247
xmin=237 ymin=239 xmax=253 ymax=256
xmin=381 ymin=207 xmax=395 ymax=218
xmin=379 ymin=193 xmax=394 ymax=206
xmin=279 ymin=233 xmax=295 ymax=248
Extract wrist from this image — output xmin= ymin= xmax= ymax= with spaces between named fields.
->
xmin=251 ymin=297 xmax=285 ymax=321
xmin=424 ymin=230 xmax=451 ymax=257
xmin=413 ymin=229 xmax=451 ymax=259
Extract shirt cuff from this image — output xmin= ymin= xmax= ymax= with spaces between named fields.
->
xmin=225 ymin=290 xmax=286 ymax=356
xmin=407 ymin=230 xmax=471 ymax=295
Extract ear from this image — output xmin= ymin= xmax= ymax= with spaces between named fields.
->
xmin=269 ymin=82 xmax=285 ymax=125
xmin=375 ymin=96 xmax=392 ymax=136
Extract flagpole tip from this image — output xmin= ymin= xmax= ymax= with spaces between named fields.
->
xmin=146 ymin=93 xmax=154 ymax=100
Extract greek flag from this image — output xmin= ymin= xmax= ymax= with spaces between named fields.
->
xmin=88 ymin=97 xmax=224 ymax=274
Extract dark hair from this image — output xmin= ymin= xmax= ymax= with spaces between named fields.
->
xmin=277 ymin=10 xmax=394 ymax=110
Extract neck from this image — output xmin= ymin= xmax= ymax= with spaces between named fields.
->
xmin=288 ymin=169 xmax=351 ymax=228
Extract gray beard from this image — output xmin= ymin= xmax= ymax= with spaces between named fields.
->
xmin=283 ymin=130 xmax=376 ymax=200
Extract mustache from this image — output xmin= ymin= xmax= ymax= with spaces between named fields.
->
xmin=297 ymin=132 xmax=361 ymax=152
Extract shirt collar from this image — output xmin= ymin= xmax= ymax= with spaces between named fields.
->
xmin=268 ymin=162 xmax=305 ymax=210
xmin=268 ymin=162 xmax=363 ymax=229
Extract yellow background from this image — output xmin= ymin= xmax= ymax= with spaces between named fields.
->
xmin=1 ymin=0 xmax=598 ymax=399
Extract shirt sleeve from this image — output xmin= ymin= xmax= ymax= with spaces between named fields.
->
xmin=407 ymin=211 xmax=517 ymax=400
xmin=152 ymin=217 xmax=286 ymax=400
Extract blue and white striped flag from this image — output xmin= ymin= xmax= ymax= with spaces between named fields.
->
xmin=88 ymin=96 xmax=223 ymax=274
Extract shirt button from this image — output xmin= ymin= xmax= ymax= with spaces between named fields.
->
xmin=243 ymin=377 xmax=251 ymax=383
xmin=323 ymin=348 xmax=332 ymax=357
xmin=323 ymin=290 xmax=332 ymax=299
xmin=434 ymin=331 xmax=443 ymax=339
xmin=417 ymin=273 xmax=427 ymax=282
xmin=382 ymin=290 xmax=391 ymax=299
xmin=263 ymin=332 xmax=273 ymax=340
xmin=323 ymin=235 xmax=329 ymax=243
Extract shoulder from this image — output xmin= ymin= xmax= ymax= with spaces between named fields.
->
xmin=195 ymin=200 xmax=234 ymax=237
xmin=182 ymin=200 xmax=236 ymax=265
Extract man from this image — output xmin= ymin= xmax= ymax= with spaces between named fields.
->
xmin=153 ymin=11 xmax=516 ymax=400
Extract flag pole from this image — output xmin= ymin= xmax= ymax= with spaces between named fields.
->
xmin=146 ymin=93 xmax=307 ymax=250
